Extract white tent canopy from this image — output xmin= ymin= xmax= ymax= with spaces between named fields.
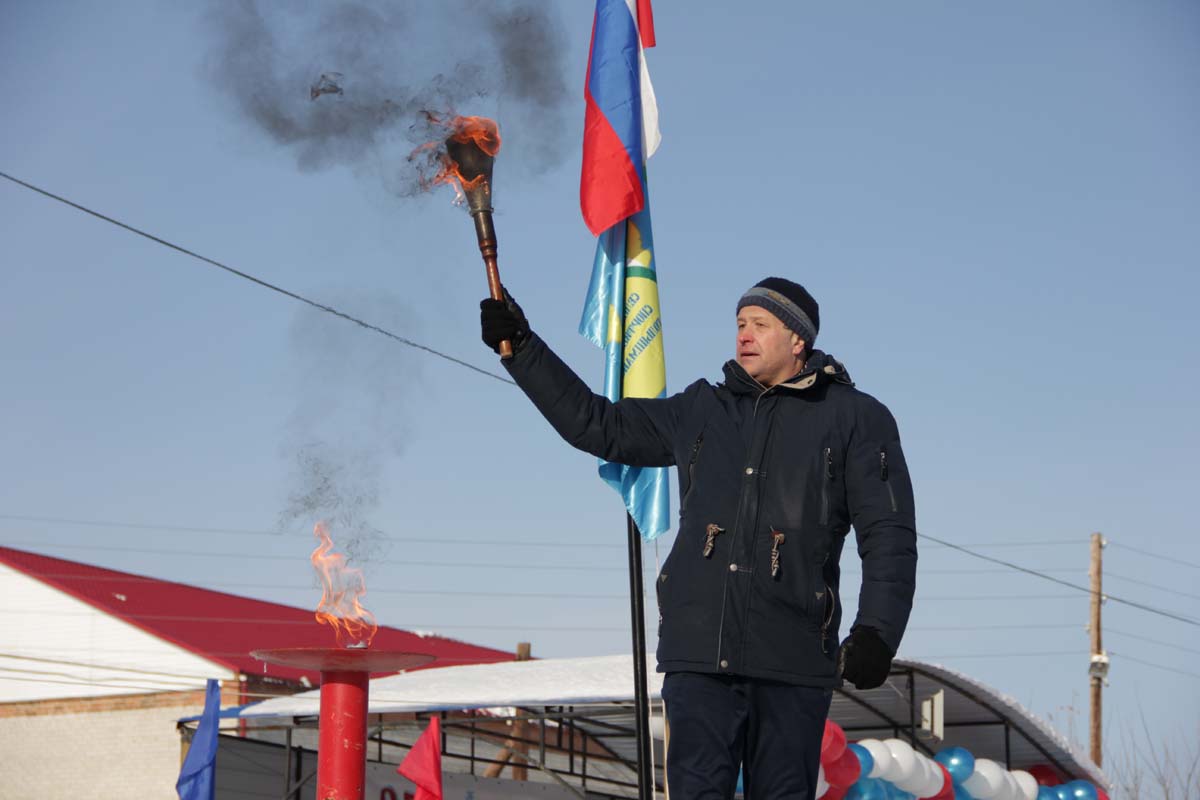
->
xmin=236 ymin=653 xmax=1105 ymax=788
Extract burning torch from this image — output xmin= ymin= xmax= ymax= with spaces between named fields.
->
xmin=438 ymin=117 xmax=512 ymax=359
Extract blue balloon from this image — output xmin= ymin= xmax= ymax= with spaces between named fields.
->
xmin=886 ymin=786 xmax=915 ymax=800
xmin=935 ymin=746 xmax=976 ymax=785
xmin=1054 ymin=786 xmax=1072 ymax=800
xmin=849 ymin=743 xmax=876 ymax=781
xmin=846 ymin=778 xmax=890 ymax=800
xmin=1066 ymin=780 xmax=1098 ymax=800
xmin=952 ymin=786 xmax=974 ymax=800
xmin=1037 ymin=788 xmax=1058 ymax=800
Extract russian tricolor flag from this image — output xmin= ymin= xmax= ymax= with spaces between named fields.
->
xmin=578 ymin=0 xmax=669 ymax=541
xmin=580 ymin=0 xmax=660 ymax=236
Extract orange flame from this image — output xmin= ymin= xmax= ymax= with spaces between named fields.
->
xmin=310 ymin=521 xmax=378 ymax=648
xmin=411 ymin=113 xmax=501 ymax=203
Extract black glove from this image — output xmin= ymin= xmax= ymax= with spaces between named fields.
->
xmin=838 ymin=626 xmax=893 ymax=690
xmin=480 ymin=288 xmax=530 ymax=355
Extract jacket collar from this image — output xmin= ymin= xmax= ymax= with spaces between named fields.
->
xmin=721 ymin=350 xmax=854 ymax=396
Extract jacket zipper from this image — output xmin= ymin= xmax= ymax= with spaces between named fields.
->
xmin=880 ymin=447 xmax=898 ymax=512
xmin=816 ymin=552 xmax=834 ymax=653
xmin=715 ymin=387 xmax=771 ymax=671
xmin=820 ymin=446 xmax=833 ymax=525
xmin=682 ymin=432 xmax=704 ymax=509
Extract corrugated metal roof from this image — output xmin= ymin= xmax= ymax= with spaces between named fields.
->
xmin=0 ymin=546 xmax=514 ymax=686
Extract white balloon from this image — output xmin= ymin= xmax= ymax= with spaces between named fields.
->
xmin=1012 ymin=770 xmax=1039 ymax=800
xmin=884 ymin=739 xmax=919 ymax=786
xmin=897 ymin=754 xmax=934 ymax=795
xmin=816 ymin=764 xmax=830 ymax=798
xmin=962 ymin=759 xmax=1006 ymax=799
xmin=859 ymin=739 xmax=892 ymax=779
xmin=918 ymin=757 xmax=948 ymax=798
xmin=1000 ymin=770 xmax=1023 ymax=800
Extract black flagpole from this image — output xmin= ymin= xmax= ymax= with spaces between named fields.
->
xmin=626 ymin=513 xmax=654 ymax=799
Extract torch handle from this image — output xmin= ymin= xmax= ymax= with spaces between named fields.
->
xmin=473 ymin=210 xmax=512 ymax=360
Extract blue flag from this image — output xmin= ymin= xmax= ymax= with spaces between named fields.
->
xmin=177 ymin=679 xmax=220 ymax=800
xmin=579 ymin=197 xmax=670 ymax=541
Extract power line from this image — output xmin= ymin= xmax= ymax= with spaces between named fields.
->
xmin=906 ymin=624 xmax=1078 ymax=632
xmin=0 ymin=609 xmax=625 ymax=632
xmin=0 ymin=513 xmax=624 ymax=550
xmin=903 ymin=651 xmax=1079 ymax=660
xmin=1108 ymin=650 xmax=1200 ymax=680
xmin=0 ymin=573 xmax=628 ymax=600
xmin=920 ymin=540 xmax=1085 ymax=549
xmin=916 ymin=532 xmax=1200 ymax=628
xmin=0 ymin=170 xmax=513 ymax=386
xmin=915 ymin=593 xmax=1083 ymax=601
xmin=1108 ymin=541 xmax=1200 ymax=571
xmin=1107 ymin=629 xmax=1200 ymax=657
xmin=1105 ymin=571 xmax=1200 ymax=601
xmin=0 ymin=672 xmax=294 ymax=701
xmin=0 ymin=541 xmax=629 ymax=572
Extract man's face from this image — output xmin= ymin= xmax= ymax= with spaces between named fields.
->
xmin=736 ymin=305 xmax=806 ymax=387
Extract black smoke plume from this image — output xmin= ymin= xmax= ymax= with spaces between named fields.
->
xmin=205 ymin=0 xmax=571 ymax=192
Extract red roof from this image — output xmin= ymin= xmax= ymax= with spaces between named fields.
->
xmin=0 ymin=546 xmax=515 ymax=686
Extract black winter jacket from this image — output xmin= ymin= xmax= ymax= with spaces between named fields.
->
xmin=505 ymin=333 xmax=917 ymax=687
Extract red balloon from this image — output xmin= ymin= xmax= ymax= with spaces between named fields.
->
xmin=1096 ymin=790 xmax=1110 ymax=800
xmin=821 ymin=719 xmax=848 ymax=763
xmin=923 ymin=763 xmax=954 ymax=800
xmin=1028 ymin=764 xmax=1061 ymax=786
xmin=825 ymin=748 xmax=862 ymax=788
xmin=821 ymin=785 xmax=848 ymax=800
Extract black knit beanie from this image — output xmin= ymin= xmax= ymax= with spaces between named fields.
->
xmin=736 ymin=277 xmax=820 ymax=346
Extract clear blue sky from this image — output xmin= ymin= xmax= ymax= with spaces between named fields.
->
xmin=3 ymin=0 xmax=1198 ymax=765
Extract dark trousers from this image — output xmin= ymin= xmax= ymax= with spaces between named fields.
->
xmin=661 ymin=672 xmax=832 ymax=800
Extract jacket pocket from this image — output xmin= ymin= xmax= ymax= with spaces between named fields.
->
xmin=761 ymin=527 xmax=827 ymax=625
xmin=816 ymin=563 xmax=835 ymax=654
xmin=879 ymin=446 xmax=898 ymax=512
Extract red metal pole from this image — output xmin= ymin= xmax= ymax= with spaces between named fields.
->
xmin=318 ymin=669 xmax=370 ymax=800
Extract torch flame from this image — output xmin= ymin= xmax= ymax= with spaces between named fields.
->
xmin=410 ymin=113 xmax=501 ymax=203
xmin=310 ymin=521 xmax=378 ymax=648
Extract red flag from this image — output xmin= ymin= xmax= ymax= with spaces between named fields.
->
xmin=398 ymin=717 xmax=443 ymax=800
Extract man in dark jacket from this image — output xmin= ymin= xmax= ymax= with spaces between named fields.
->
xmin=481 ymin=277 xmax=917 ymax=799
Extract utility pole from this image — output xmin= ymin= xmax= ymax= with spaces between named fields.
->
xmin=1088 ymin=532 xmax=1109 ymax=767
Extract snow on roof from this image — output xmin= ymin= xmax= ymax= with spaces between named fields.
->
xmin=242 ymin=653 xmax=649 ymax=716
xmin=0 ymin=546 xmax=514 ymax=686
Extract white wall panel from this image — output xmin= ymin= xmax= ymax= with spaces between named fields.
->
xmin=0 ymin=563 xmax=234 ymax=702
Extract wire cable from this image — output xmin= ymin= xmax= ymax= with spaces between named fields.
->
xmin=1106 ymin=629 xmax=1200 ymax=657
xmin=0 ymin=573 xmax=628 ymax=600
xmin=1104 ymin=572 xmax=1200 ymax=601
xmin=0 ymin=609 xmax=624 ymax=632
xmin=916 ymin=531 xmax=1200 ymax=628
xmin=1108 ymin=541 xmax=1200 ymax=571
xmin=1108 ymin=650 xmax=1200 ymax=680
xmin=0 ymin=540 xmax=628 ymax=572
xmin=903 ymin=651 xmax=1079 ymax=660
xmin=0 ymin=170 xmax=514 ymax=386
xmin=0 ymin=513 xmax=624 ymax=550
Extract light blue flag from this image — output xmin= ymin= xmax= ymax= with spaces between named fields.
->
xmin=177 ymin=679 xmax=220 ymax=800
xmin=579 ymin=196 xmax=670 ymax=541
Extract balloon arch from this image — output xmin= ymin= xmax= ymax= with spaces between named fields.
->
xmin=812 ymin=719 xmax=1107 ymax=800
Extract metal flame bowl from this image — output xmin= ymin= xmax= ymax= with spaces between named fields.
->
xmin=251 ymin=647 xmax=434 ymax=673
